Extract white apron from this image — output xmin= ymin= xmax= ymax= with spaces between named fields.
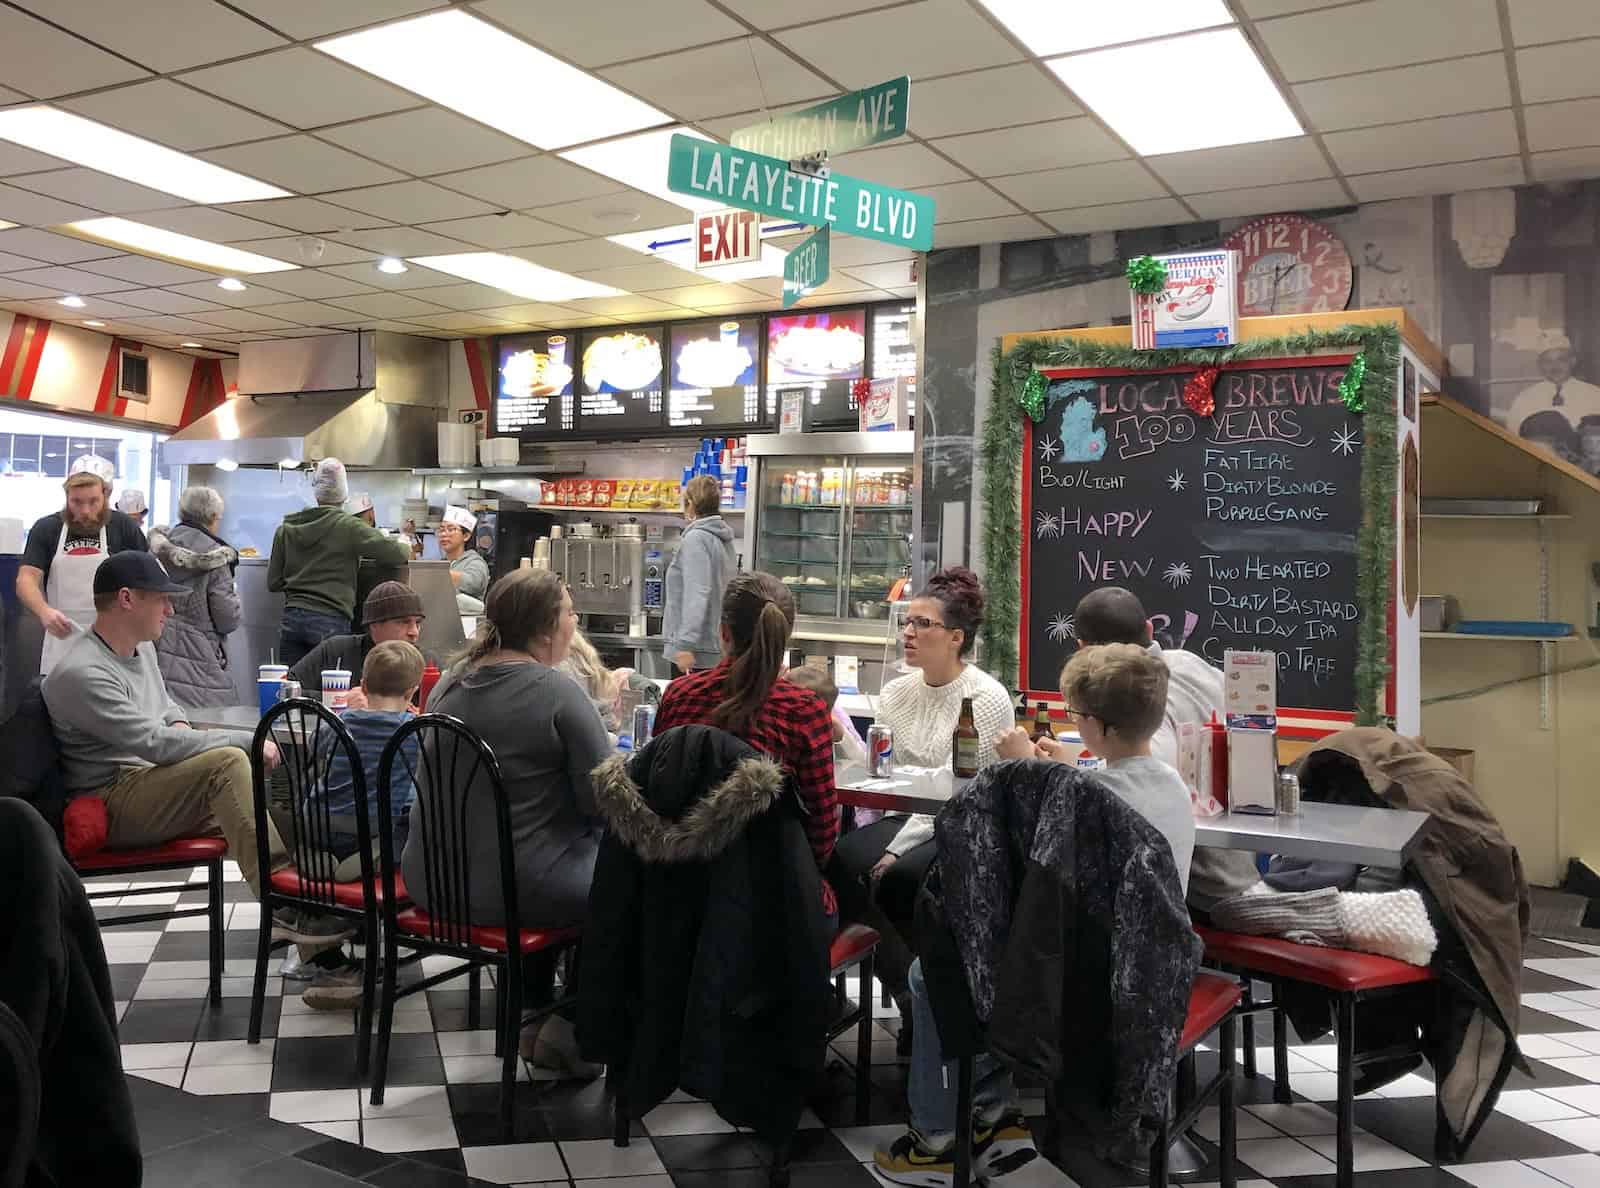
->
xmin=39 ymin=520 xmax=108 ymax=675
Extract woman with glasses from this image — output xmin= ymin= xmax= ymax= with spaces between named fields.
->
xmin=828 ymin=566 xmax=1013 ymax=1047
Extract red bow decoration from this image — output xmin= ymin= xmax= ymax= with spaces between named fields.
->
xmin=851 ymin=378 xmax=872 ymax=402
xmin=1184 ymin=367 xmax=1218 ymax=418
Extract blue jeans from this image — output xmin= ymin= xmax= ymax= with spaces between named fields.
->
xmin=907 ymin=958 xmax=1016 ymax=1142
xmin=279 ymin=606 xmax=352 ymax=669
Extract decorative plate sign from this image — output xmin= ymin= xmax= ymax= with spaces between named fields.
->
xmin=1221 ymin=214 xmax=1353 ymax=317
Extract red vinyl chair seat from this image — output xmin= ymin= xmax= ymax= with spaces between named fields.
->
xmin=829 ymin=924 xmax=881 ymax=972
xmin=1197 ymin=925 xmax=1435 ymax=994
xmin=1181 ymin=971 xmax=1245 ymax=1054
xmin=78 ymin=836 xmax=228 ymax=871
xmin=269 ymin=867 xmax=409 ymax=908
xmin=393 ymin=905 xmax=579 ymax=954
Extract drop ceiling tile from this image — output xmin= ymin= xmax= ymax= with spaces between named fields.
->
xmin=0 ymin=8 xmax=149 ymax=98
xmin=775 ymin=0 xmax=1020 ymax=89
xmin=0 ymin=229 xmax=120 ymax=264
xmin=203 ymin=136 xmax=406 ymax=195
xmin=1293 ymin=55 xmax=1511 ymax=131
xmin=475 ymin=0 xmax=744 ymax=67
xmin=1183 ymin=179 xmax=1351 ymax=220
xmin=719 ymin=0 xmax=900 ymax=28
xmin=400 ymin=282 xmax=520 ymax=311
xmin=238 ymin=268 xmax=376 ymax=299
xmin=1256 ymin=0 xmax=1501 ymax=83
xmin=1518 ymin=40 xmax=1600 ymax=103
xmin=1040 ymin=199 xmax=1195 ymax=236
xmin=694 ymin=102 xmax=810 ymax=144
xmin=0 ymin=252 xmax=45 ymax=271
xmin=218 ymin=197 xmax=370 ymax=235
xmin=6 ymin=169 xmax=183 ymax=215
xmin=1508 ymin=0 xmax=1600 ymax=44
xmin=1525 ymin=98 xmax=1600 ymax=152
xmin=513 ymin=238 xmax=651 ymax=272
xmin=1146 ymin=138 xmax=1330 ymax=195
xmin=405 ymin=310 xmax=520 ymax=330
xmin=436 ymin=157 xmax=623 ymax=212
xmin=473 ymin=302 xmax=578 ymax=322
xmin=181 ymin=308 xmax=299 ymax=332
xmin=63 ymin=80 xmax=290 ymax=151
xmin=320 ymin=109 xmax=529 ymax=176
xmin=323 ymin=181 xmax=496 ymax=224
xmin=0 ymin=143 xmax=69 ymax=178
xmin=231 ymin=236 xmax=373 ymax=266
xmin=829 ymin=236 xmax=914 ymax=268
xmin=910 ymin=180 xmax=1019 ymax=223
xmin=49 ymin=295 xmax=152 ymax=319
xmin=1237 ymin=0 xmax=1349 ymax=15
xmin=601 ymin=41 xmax=830 ymax=121
xmin=561 ymin=294 xmax=681 ymax=317
xmin=0 ymin=183 xmax=98 ymax=227
xmin=1347 ymin=156 xmax=1526 ymax=203
xmin=330 ymin=291 xmax=449 ymax=318
xmin=137 ymin=206 xmax=292 ymax=243
xmin=6 ymin=265 xmax=140 ymax=295
xmin=934 ymin=214 xmax=1051 ymax=249
xmin=76 ymin=254 xmax=219 ymax=286
xmin=933 ymin=119 xmax=1125 ymax=178
xmin=909 ymin=65 xmax=1081 ymax=139
xmin=180 ymin=49 xmax=418 ymax=129
xmin=830 ymin=143 xmax=968 ymax=190
xmin=992 ymin=159 xmax=1166 ymax=212
xmin=225 ymin=0 xmax=445 ymax=38
xmin=0 ymin=276 xmax=57 ymax=300
xmin=322 ymin=261 xmax=456 ymax=290
xmin=533 ymin=194 xmax=696 ymax=237
xmin=1324 ymin=109 xmax=1519 ymax=174
xmin=576 ymin=260 xmax=700 ymax=292
xmin=165 ymin=278 xmax=302 ymax=307
xmin=417 ymin=214 xmax=579 ymax=250
xmin=334 ymin=227 xmax=475 ymax=256
xmin=1531 ymin=146 xmax=1600 ymax=182
xmin=249 ymin=300 xmax=359 ymax=324
xmin=12 ymin=0 xmax=286 ymax=72
xmin=647 ymin=284 xmax=760 ymax=309
xmin=687 ymin=304 xmax=765 ymax=318
xmin=125 ymin=314 xmax=240 ymax=334
xmin=0 ymin=87 xmax=31 ymax=104
xmin=107 ymin=289 xmax=229 ymax=314
xmin=836 ymin=261 xmax=915 ymax=289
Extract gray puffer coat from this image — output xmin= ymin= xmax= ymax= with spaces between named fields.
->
xmin=150 ymin=523 xmax=241 ymax=709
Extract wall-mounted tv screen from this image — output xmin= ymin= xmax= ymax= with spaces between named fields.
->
xmin=575 ymin=327 xmax=666 ymax=435
xmin=667 ymin=316 xmax=763 ymax=430
xmin=495 ymin=331 xmax=575 ymax=438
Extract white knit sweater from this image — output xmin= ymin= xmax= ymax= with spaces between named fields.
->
xmin=876 ymin=663 xmax=1014 ymax=855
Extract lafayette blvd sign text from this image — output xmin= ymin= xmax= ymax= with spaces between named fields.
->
xmin=667 ymin=134 xmax=934 ymax=253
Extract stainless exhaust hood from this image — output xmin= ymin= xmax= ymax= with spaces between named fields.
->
xmin=162 ymin=330 xmax=448 ymax=469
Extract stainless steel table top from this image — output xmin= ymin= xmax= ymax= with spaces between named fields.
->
xmin=188 ymin=705 xmax=265 ymax=732
xmin=834 ymin=761 xmax=1430 ymax=869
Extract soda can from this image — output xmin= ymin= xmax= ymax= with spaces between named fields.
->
xmin=277 ymin=679 xmax=302 ymax=702
xmin=632 ymin=703 xmax=656 ymax=748
xmin=867 ymin=723 xmax=894 ymax=778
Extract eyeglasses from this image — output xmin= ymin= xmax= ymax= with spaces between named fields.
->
xmin=902 ymin=616 xmax=948 ymax=633
xmin=1062 ymin=708 xmax=1110 ymax=728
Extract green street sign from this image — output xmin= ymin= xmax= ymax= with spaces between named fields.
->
xmin=782 ymin=227 xmax=829 ymax=309
xmin=667 ymin=134 xmax=934 ymax=252
xmin=730 ymin=76 xmax=910 ymax=158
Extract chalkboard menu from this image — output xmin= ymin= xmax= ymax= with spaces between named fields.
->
xmin=1020 ymin=356 xmax=1365 ymax=715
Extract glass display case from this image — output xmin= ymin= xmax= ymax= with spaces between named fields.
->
xmin=745 ymin=432 xmax=914 ymax=625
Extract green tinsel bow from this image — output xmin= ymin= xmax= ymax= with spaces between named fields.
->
xmin=1126 ymin=255 xmax=1168 ymax=295
xmin=1339 ymin=354 xmax=1368 ymax=412
xmin=1020 ymin=369 xmax=1047 ymax=421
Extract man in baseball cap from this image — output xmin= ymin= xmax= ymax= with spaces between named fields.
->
xmin=17 ymin=455 xmax=149 ymax=675
xmin=288 ymin=579 xmax=427 ymax=708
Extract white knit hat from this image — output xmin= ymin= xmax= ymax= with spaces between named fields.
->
xmin=311 ymin=457 xmax=349 ymax=506
xmin=441 ymin=505 xmax=477 ymax=531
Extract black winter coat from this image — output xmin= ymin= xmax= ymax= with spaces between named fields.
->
xmin=578 ymin=725 xmax=834 ymax=1142
xmin=919 ymin=760 xmax=1199 ymax=1149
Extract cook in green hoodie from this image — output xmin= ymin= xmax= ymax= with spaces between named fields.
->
xmin=269 ymin=458 xmax=411 ymax=667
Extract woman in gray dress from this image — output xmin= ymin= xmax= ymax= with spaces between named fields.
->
xmin=401 ymin=567 xmax=608 ymax=1076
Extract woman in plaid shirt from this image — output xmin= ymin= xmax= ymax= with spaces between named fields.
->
xmin=653 ymin=572 xmax=841 ymax=925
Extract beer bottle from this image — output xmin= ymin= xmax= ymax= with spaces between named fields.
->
xmin=1033 ymin=700 xmax=1052 ymax=742
xmin=953 ymin=696 xmax=980 ymax=777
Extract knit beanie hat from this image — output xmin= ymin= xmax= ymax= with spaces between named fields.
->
xmin=363 ymin=580 xmax=425 ymax=626
xmin=312 ymin=457 xmax=348 ymax=506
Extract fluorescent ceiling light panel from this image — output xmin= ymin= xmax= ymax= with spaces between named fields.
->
xmin=408 ymin=252 xmax=624 ymax=302
xmin=60 ymin=217 xmax=298 ymax=274
xmin=561 ymin=128 xmax=719 ymax=214
xmin=316 ymin=11 xmax=669 ymax=150
xmin=978 ymin=0 xmax=1231 ymax=56
xmin=0 ymin=221 xmax=15 ymax=231
xmin=1048 ymin=28 xmax=1300 ymax=156
xmin=0 ymin=107 xmax=288 ymax=204
xmin=608 ymin=223 xmax=788 ymax=283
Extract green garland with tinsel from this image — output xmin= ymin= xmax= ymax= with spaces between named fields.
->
xmin=979 ymin=323 xmax=1400 ymax=725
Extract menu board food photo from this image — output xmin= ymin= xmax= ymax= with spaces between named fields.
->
xmin=668 ymin=317 xmax=762 ymax=430
xmin=496 ymin=332 xmax=575 ymax=437
xmin=766 ymin=309 xmax=867 ymax=385
xmin=577 ymin=328 xmax=665 ymax=434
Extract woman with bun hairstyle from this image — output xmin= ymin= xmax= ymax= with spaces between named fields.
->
xmin=829 ymin=566 xmax=1012 ymax=1044
xmin=652 ymin=571 xmax=841 ymax=922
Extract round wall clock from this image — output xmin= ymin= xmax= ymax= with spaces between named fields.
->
xmin=1221 ymin=213 xmax=1354 ymax=317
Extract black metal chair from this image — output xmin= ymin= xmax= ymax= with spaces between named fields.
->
xmin=246 ymin=698 xmax=384 ymax=1076
xmin=368 ymin=713 xmax=580 ymax=1141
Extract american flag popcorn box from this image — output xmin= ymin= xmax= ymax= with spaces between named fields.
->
xmin=1132 ymin=249 xmax=1240 ymax=349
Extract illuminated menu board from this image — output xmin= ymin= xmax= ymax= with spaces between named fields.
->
xmin=575 ymin=327 xmax=666 ymax=434
xmin=872 ymin=302 xmax=917 ymax=414
xmin=667 ymin=317 xmax=763 ymax=430
xmin=495 ymin=332 xmax=575 ymax=439
xmin=765 ymin=307 xmax=867 ymax=430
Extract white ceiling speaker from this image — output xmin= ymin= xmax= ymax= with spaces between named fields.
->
xmin=295 ymin=235 xmax=327 ymax=263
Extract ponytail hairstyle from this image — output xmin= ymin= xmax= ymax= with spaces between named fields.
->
xmin=710 ymin=572 xmax=796 ymax=736
xmin=453 ymin=568 xmax=564 ymax=668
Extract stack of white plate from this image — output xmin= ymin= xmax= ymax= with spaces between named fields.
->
xmin=437 ymin=422 xmax=476 ymax=468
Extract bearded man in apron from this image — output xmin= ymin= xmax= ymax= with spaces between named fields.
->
xmin=17 ymin=455 xmax=150 ymax=675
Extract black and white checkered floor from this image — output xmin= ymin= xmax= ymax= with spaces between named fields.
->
xmin=96 ymin=861 xmax=1600 ymax=1188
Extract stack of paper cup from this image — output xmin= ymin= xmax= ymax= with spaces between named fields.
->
xmin=321 ymin=669 xmax=352 ymax=711
xmin=257 ymin=664 xmax=288 ymax=714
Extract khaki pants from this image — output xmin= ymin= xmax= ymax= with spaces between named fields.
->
xmin=97 ymin=748 xmax=286 ymax=898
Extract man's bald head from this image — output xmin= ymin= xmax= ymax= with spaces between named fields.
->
xmin=1073 ymin=587 xmax=1152 ymax=647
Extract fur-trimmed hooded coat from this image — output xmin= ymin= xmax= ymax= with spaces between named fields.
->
xmin=578 ymin=725 xmax=834 ymax=1142
xmin=149 ymin=522 xmax=240 ymax=708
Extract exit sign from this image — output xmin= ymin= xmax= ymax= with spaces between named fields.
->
xmin=694 ymin=208 xmax=760 ymax=269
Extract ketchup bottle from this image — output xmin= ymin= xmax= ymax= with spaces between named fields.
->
xmin=418 ymin=662 xmax=441 ymax=711
xmin=1206 ymin=711 xmax=1229 ymax=808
